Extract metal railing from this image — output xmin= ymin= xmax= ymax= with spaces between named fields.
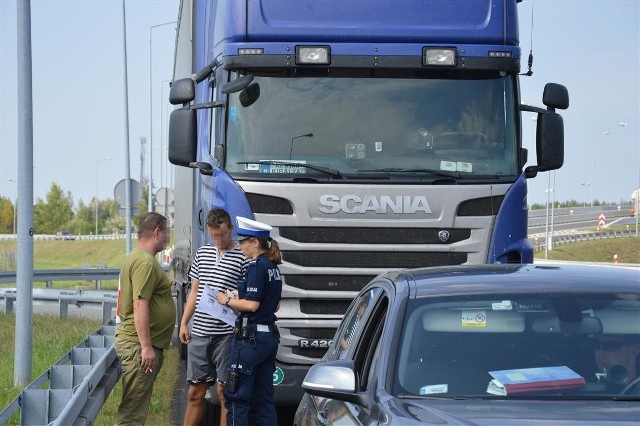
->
xmin=0 ymin=323 xmax=119 ymax=425
xmin=530 ymin=229 xmax=637 ymax=252
xmin=0 ymin=233 xmax=133 ymax=242
xmin=0 ymin=268 xmax=120 ymax=289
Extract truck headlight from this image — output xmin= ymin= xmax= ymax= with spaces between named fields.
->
xmin=423 ymin=48 xmax=457 ymax=66
xmin=296 ymin=46 xmax=331 ymax=65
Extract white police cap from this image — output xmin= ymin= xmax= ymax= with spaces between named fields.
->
xmin=235 ymin=216 xmax=272 ymax=241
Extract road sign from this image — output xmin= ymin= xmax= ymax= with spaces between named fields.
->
xmin=598 ymin=213 xmax=606 ymax=227
xmin=114 ymin=179 xmax=142 ymax=207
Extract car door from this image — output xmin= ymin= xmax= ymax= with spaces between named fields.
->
xmin=309 ymin=286 xmax=390 ymax=425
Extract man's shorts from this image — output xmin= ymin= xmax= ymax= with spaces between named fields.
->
xmin=186 ymin=333 xmax=234 ymax=385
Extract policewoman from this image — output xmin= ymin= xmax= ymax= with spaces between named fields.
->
xmin=215 ymin=216 xmax=282 ymax=425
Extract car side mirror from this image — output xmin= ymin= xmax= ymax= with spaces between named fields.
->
xmin=301 ymin=360 xmax=372 ymax=407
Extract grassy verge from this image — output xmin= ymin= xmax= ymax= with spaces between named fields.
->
xmin=0 ymin=312 xmax=179 ymax=425
xmin=534 ymin=235 xmax=640 ymax=263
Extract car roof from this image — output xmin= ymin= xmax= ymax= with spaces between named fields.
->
xmin=381 ymin=264 xmax=640 ymax=298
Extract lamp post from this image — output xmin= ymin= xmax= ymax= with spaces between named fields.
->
xmin=290 ymin=133 xmax=314 ymax=159
xmin=580 ymin=182 xmax=590 ymax=208
xmin=619 ymin=122 xmax=640 ymax=237
xmin=544 ymin=172 xmax=554 ymax=260
xmin=8 ymin=178 xmax=17 ymax=234
xmin=96 ymin=158 xmax=113 ymax=236
xmin=149 ymin=21 xmax=177 ymax=213
xmin=590 ymin=130 xmax=609 ymax=207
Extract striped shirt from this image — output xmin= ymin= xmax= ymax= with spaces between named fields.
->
xmin=189 ymin=245 xmax=247 ymax=336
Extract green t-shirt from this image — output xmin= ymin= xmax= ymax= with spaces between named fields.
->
xmin=116 ymin=248 xmax=176 ymax=349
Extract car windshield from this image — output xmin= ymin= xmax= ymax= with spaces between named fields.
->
xmin=225 ymin=73 xmax=518 ymax=181
xmin=394 ymin=293 xmax=640 ymax=400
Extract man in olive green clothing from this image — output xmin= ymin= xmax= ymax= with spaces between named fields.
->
xmin=115 ymin=212 xmax=176 ymax=425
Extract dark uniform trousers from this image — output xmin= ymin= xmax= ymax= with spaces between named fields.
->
xmin=224 ymin=330 xmax=279 ymax=425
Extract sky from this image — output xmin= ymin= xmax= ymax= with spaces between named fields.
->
xmin=1 ymin=0 xmax=179 ymax=205
xmin=0 ymin=0 xmax=639 ymax=207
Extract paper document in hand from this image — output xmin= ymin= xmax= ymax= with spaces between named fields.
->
xmin=486 ymin=366 xmax=585 ymax=395
xmin=195 ymin=284 xmax=237 ymax=326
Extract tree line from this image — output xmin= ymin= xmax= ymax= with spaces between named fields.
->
xmin=0 ymin=182 xmax=150 ymax=235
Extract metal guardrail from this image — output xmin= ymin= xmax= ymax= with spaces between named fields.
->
xmin=0 ymin=268 xmax=120 ymax=290
xmin=0 ymin=288 xmax=117 ymax=324
xmin=0 ymin=233 xmax=133 ymax=242
xmin=530 ymin=230 xmax=637 ymax=252
xmin=0 ymin=323 xmax=120 ymax=425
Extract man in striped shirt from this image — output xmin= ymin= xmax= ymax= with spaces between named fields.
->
xmin=179 ymin=209 xmax=247 ymax=426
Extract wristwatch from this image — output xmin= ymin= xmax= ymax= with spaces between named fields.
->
xmin=225 ymin=295 xmax=232 ymax=306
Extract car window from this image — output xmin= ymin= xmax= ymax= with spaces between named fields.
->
xmin=358 ymin=295 xmax=388 ymax=391
xmin=328 ymin=287 xmax=381 ymax=361
xmin=393 ymin=293 xmax=640 ymax=399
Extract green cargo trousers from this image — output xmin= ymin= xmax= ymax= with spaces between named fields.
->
xmin=114 ymin=337 xmax=165 ymax=425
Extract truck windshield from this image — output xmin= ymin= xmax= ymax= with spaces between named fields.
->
xmin=225 ymin=74 xmax=518 ymax=181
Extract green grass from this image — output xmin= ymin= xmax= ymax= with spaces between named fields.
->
xmin=534 ymin=234 xmax=640 ymax=263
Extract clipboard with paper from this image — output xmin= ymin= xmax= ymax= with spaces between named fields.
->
xmin=195 ymin=284 xmax=238 ymax=326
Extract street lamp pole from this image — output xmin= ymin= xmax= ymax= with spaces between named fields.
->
xmin=592 ymin=131 xmax=610 ymax=207
xmin=580 ymin=182 xmax=590 ymax=208
xmin=544 ymin=172 xmax=554 ymax=260
xmin=8 ymin=179 xmax=17 ymax=234
xmin=619 ymin=122 xmax=640 ymax=237
xmin=149 ymin=21 xmax=177 ymax=213
xmin=96 ymin=158 xmax=113 ymax=236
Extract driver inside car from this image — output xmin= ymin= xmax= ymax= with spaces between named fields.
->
xmin=591 ymin=334 xmax=640 ymax=392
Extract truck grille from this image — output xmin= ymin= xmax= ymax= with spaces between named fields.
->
xmin=282 ymin=251 xmax=467 ymax=268
xmin=300 ymin=299 xmax=352 ymax=315
xmin=285 ymin=274 xmax=376 ymax=292
xmin=292 ymin=347 xmax=328 ymax=358
xmin=280 ymin=226 xmax=470 ymax=244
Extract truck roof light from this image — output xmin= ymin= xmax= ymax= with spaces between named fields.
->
xmin=423 ymin=48 xmax=457 ymax=66
xmin=238 ymin=48 xmax=264 ymax=55
xmin=489 ymin=51 xmax=512 ymax=58
xmin=296 ymin=46 xmax=331 ymax=65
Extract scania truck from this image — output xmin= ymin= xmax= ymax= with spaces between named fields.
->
xmin=167 ymin=0 xmax=568 ymax=414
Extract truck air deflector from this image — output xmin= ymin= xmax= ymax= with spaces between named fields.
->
xmin=208 ymin=168 xmax=254 ymax=230
xmin=244 ymin=0 xmax=517 ymax=45
xmin=487 ymin=173 xmax=532 ymax=264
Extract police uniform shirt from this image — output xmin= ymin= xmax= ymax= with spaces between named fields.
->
xmin=240 ymin=254 xmax=282 ymax=324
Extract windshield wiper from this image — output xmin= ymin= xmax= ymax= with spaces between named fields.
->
xmin=397 ymin=393 xmax=451 ymax=400
xmin=355 ymin=167 xmax=461 ymax=179
xmin=237 ymin=161 xmax=344 ymax=179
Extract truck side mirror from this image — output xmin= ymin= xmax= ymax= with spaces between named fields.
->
xmin=168 ymin=108 xmax=197 ymax=167
xmin=535 ymin=111 xmax=564 ymax=171
xmin=523 ymin=82 xmax=568 ymax=177
xmin=542 ymin=83 xmax=569 ymax=111
xmin=169 ymin=78 xmax=195 ymax=105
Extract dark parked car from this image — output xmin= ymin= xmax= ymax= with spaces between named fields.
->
xmin=55 ymin=231 xmax=75 ymax=240
xmin=295 ymin=264 xmax=640 ymax=425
